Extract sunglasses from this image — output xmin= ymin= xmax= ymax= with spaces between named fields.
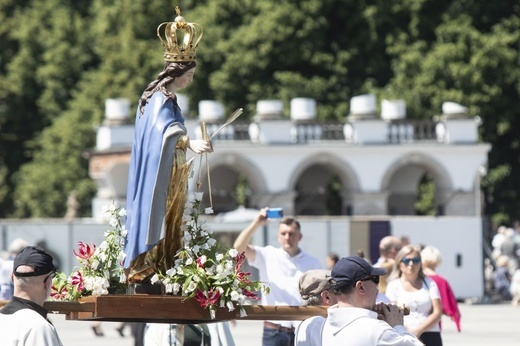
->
xmin=44 ymin=271 xmax=56 ymax=284
xmin=359 ymin=275 xmax=380 ymax=285
xmin=401 ymin=257 xmax=421 ymax=265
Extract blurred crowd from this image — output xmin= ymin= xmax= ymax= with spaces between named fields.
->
xmin=489 ymin=224 xmax=520 ymax=305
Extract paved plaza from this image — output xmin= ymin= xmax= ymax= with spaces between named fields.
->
xmin=51 ymin=301 xmax=520 ymax=345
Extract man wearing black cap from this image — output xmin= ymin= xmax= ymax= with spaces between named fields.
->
xmin=322 ymin=256 xmax=423 ymax=345
xmin=0 ymin=246 xmax=63 ymax=345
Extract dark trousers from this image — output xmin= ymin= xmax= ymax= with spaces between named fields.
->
xmin=262 ymin=326 xmax=295 ymax=346
xmin=420 ymin=331 xmax=443 ymax=346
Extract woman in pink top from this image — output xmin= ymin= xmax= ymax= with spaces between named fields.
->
xmin=421 ymin=246 xmax=461 ymax=332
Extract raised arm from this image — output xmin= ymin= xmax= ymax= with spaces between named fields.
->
xmin=233 ymin=208 xmax=268 ymax=262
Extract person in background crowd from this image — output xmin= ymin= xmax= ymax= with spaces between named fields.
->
xmin=144 ymin=322 xmax=235 ymax=345
xmin=234 ymin=209 xmax=321 ymax=346
xmin=322 ymin=256 xmax=423 ymax=345
xmin=326 ymin=253 xmax=339 ymax=270
xmin=295 ymin=269 xmax=338 ymax=346
xmin=0 ymin=246 xmax=63 ymax=345
xmin=421 ymin=246 xmax=461 ymax=332
xmin=378 ymin=258 xmax=395 ymax=295
xmin=494 ymin=255 xmax=512 ymax=301
xmin=0 ymin=238 xmax=29 ymax=300
xmin=491 ymin=226 xmax=507 ymax=259
xmin=386 ymin=244 xmax=443 ymax=346
xmin=374 ymin=236 xmax=402 ymax=267
xmin=500 ymin=228 xmax=519 ymax=274
xmin=509 ymin=266 xmax=520 ymax=306
xmin=400 ymin=236 xmax=411 ymax=247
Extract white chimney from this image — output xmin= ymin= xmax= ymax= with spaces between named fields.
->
xmin=290 ymin=98 xmax=316 ymax=121
xmin=198 ymin=100 xmax=225 ymax=122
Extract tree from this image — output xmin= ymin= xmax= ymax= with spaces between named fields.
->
xmin=379 ymin=13 xmax=520 ymax=224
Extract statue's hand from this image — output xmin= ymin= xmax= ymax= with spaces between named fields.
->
xmin=188 ymin=139 xmax=213 ymax=153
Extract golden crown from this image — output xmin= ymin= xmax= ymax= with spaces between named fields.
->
xmin=157 ymin=6 xmax=203 ymax=63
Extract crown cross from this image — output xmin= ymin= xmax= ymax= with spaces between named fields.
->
xmin=157 ymin=6 xmax=203 ymax=63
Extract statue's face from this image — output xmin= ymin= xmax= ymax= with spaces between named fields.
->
xmin=173 ymin=67 xmax=196 ymax=90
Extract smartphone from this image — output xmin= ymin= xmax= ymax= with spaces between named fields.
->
xmin=266 ymin=208 xmax=284 ymax=219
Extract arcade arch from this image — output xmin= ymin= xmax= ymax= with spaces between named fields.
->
xmin=289 ymin=154 xmax=360 ymax=216
xmin=196 ymin=154 xmax=267 ymax=214
xmin=381 ymin=153 xmax=454 ymax=215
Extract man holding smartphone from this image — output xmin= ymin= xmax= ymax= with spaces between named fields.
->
xmin=233 ymin=208 xmax=321 ymax=346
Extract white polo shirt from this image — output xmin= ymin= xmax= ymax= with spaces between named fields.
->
xmin=249 ymin=245 xmax=321 ymax=328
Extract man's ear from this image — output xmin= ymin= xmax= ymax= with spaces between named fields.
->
xmin=320 ymin=290 xmax=329 ymax=304
xmin=355 ymin=281 xmax=366 ymax=294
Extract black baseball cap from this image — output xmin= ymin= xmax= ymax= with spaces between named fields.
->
xmin=13 ymin=246 xmax=57 ymax=277
xmin=330 ymin=256 xmax=387 ymax=288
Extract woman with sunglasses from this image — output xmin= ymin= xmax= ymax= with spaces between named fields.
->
xmin=386 ymin=244 xmax=443 ymax=346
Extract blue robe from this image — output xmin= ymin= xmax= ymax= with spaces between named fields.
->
xmin=124 ymin=92 xmax=187 ymax=268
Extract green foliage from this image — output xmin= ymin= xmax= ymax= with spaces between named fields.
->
xmin=415 ymin=174 xmax=436 ymax=216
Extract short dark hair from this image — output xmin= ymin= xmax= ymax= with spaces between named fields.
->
xmin=331 ymin=281 xmax=355 ymax=295
xmin=280 ymin=217 xmax=300 ymax=231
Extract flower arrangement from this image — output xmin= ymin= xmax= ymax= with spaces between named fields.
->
xmin=152 ymin=192 xmax=269 ymax=319
xmin=51 ymin=204 xmax=127 ymax=301
xmin=50 ymin=193 xmax=268 ymax=320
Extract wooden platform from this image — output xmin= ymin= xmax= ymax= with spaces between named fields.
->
xmin=2 ymin=295 xmax=327 ymax=324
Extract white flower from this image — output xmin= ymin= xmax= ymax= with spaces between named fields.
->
xmin=208 ymin=238 xmax=217 ymax=247
xmin=110 ymin=218 xmax=119 ymax=227
xmin=187 ymin=281 xmax=197 ymax=292
xmin=225 ymin=260 xmax=234 ymax=271
xmin=240 ymin=307 xmax=248 ymax=318
xmin=150 ymin=274 xmax=160 ymax=284
xmin=216 ymin=253 xmax=224 ymax=261
xmin=226 ymin=301 xmax=235 ymax=311
xmin=228 ymin=248 xmax=238 ymax=258
xmin=185 ymin=258 xmax=193 ymax=265
xmin=192 ymin=245 xmax=200 ymax=255
xmin=121 ymin=228 xmax=128 ymax=237
xmin=195 ymin=192 xmax=204 ymax=200
xmin=165 ymin=283 xmax=173 ymax=293
xmin=173 ymin=283 xmax=181 ymax=294
xmin=210 ymin=309 xmax=216 ymax=320
xmin=118 ymin=208 xmax=127 ymax=217
xmin=230 ymin=291 xmax=239 ymax=301
xmin=166 ymin=268 xmax=177 ymax=276
xmin=204 ymin=207 xmax=214 ymax=215
xmin=199 ymin=255 xmax=207 ymax=265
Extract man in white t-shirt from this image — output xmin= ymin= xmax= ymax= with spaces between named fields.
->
xmin=295 ymin=269 xmax=338 ymax=346
xmin=234 ymin=209 xmax=321 ymax=346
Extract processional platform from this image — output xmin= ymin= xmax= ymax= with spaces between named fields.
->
xmin=2 ymin=295 xmax=327 ymax=324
